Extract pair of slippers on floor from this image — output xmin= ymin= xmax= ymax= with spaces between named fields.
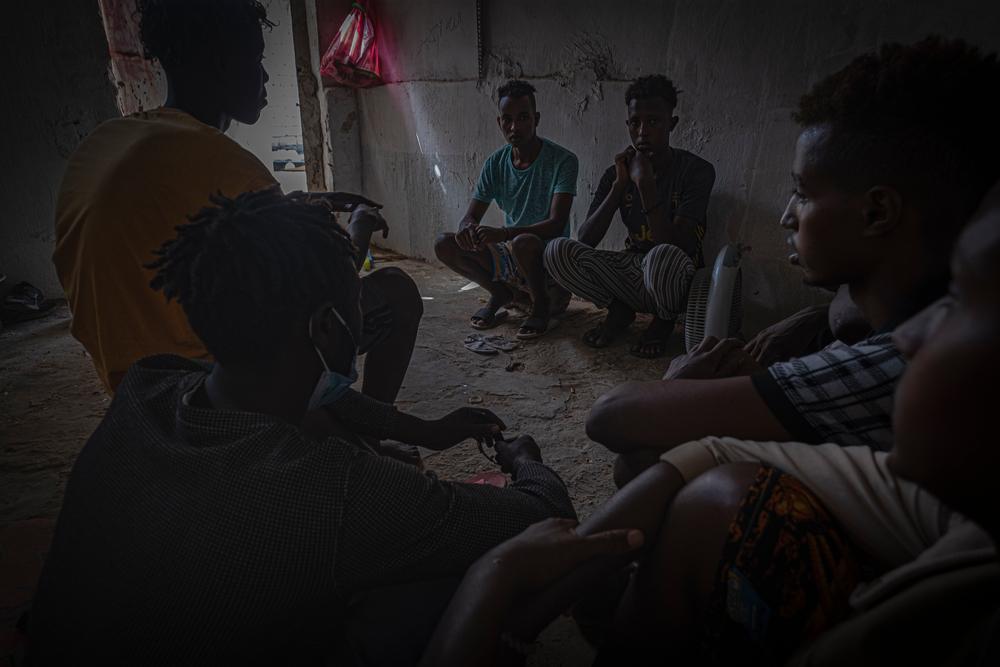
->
xmin=470 ymin=307 xmax=549 ymax=340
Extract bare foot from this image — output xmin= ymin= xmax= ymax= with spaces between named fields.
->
xmin=583 ymin=301 xmax=636 ymax=348
xmin=630 ymin=317 xmax=675 ymax=358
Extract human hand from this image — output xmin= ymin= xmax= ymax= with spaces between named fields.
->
xmin=481 ymin=518 xmax=644 ymax=597
xmin=474 ymin=225 xmax=507 ymax=248
xmin=613 ymin=146 xmax=635 ymax=186
xmin=349 ymin=204 xmax=389 ymax=239
xmin=494 ymin=434 xmax=542 ymax=474
xmin=629 ymin=149 xmax=655 ymax=187
xmin=292 ymin=190 xmax=383 ymax=213
xmin=455 ymin=225 xmax=479 ymax=252
xmin=415 ymin=407 xmax=507 ymax=450
xmin=743 ymin=304 xmax=829 ymax=366
xmin=663 ymin=336 xmax=765 ymax=380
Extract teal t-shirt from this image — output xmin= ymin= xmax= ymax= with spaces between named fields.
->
xmin=472 ymin=138 xmax=578 ymax=236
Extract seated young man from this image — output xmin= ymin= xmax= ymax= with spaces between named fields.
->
xmin=434 ymin=80 xmax=578 ymax=339
xmin=420 ymin=166 xmax=1000 ymax=667
xmin=52 ymin=0 xmax=495 ymax=454
xmin=587 ymin=36 xmax=1000 ymax=485
xmin=27 ymin=191 xmax=576 ymax=665
xmin=543 ymin=75 xmax=716 ymax=358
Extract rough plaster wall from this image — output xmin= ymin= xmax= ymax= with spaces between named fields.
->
xmin=0 ymin=0 xmax=118 ymax=297
xmin=343 ymin=0 xmax=1000 ymax=332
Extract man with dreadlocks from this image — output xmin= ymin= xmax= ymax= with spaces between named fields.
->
xmin=53 ymin=0 xmax=494 ymax=454
xmin=29 ymin=190 xmax=575 ymax=664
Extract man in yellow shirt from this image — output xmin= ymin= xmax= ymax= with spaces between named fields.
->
xmin=54 ymin=0 xmax=501 ymax=450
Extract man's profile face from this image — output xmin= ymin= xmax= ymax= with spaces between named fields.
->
xmin=497 ymin=95 xmax=539 ymax=148
xmin=780 ymin=126 xmax=870 ymax=288
xmin=888 ymin=191 xmax=1000 ymax=527
xmin=626 ymin=97 xmax=677 ymax=158
xmin=220 ymin=25 xmax=269 ymax=125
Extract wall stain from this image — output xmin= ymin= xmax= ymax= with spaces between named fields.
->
xmin=340 ymin=110 xmax=358 ymax=134
xmin=418 ymin=14 xmax=462 ymax=53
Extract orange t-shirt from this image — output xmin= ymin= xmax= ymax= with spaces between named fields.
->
xmin=53 ymin=108 xmax=278 ymax=393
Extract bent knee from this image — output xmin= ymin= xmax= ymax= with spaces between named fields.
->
xmin=368 ymin=267 xmax=423 ymax=321
xmin=543 ymin=237 xmax=580 ymax=275
xmin=510 ymin=232 xmax=544 ymax=257
xmin=434 ymin=232 xmax=457 ymax=260
xmin=672 ymin=463 xmax=762 ymax=520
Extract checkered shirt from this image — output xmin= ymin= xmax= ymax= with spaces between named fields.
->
xmin=29 ymin=355 xmax=574 ymax=665
xmin=751 ymin=334 xmax=904 ymax=450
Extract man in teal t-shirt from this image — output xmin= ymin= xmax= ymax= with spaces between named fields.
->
xmin=435 ymin=80 xmax=578 ymax=339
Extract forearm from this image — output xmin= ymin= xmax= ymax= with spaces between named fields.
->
xmin=347 ymin=221 xmax=372 ymax=271
xmin=579 ymin=186 xmax=625 ymax=247
xmin=388 ymin=410 xmax=439 ymax=448
xmin=421 ymin=562 xmax=515 ymax=667
xmin=505 ymin=462 xmax=684 ymax=640
xmin=587 ymin=378 xmax=790 ymax=454
xmin=324 ymin=389 xmax=400 ymax=441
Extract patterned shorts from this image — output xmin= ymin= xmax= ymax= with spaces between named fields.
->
xmin=701 ymin=466 xmax=865 ymax=664
xmin=487 ymin=240 xmax=527 ymax=287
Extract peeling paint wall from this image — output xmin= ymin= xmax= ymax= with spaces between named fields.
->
xmin=1 ymin=0 xmax=118 ymax=297
xmin=335 ymin=0 xmax=1000 ymax=332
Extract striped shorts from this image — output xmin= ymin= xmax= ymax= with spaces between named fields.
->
xmin=542 ymin=238 xmax=695 ymax=320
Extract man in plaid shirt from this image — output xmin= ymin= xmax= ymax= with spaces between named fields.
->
xmin=587 ymin=36 xmax=1000 ymax=486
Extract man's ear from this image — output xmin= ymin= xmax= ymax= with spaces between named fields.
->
xmin=307 ymin=302 xmax=336 ymax=347
xmin=670 ymin=115 xmax=679 ymax=132
xmin=861 ymin=186 xmax=904 ymax=237
xmin=534 ymin=111 xmax=541 ymax=127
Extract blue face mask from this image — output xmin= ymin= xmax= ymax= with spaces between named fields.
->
xmin=307 ymin=306 xmax=359 ymax=410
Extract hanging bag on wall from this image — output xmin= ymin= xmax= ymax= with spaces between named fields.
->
xmin=320 ymin=2 xmax=383 ymax=88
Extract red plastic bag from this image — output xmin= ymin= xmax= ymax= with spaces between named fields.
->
xmin=320 ymin=2 xmax=382 ymax=88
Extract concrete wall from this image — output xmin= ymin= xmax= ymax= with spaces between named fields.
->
xmin=331 ymin=0 xmax=1000 ymax=333
xmin=0 ymin=0 xmax=118 ymax=297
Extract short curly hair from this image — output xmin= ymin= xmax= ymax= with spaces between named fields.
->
xmin=625 ymin=75 xmax=680 ymax=108
xmin=795 ymin=36 xmax=1000 ymax=231
xmin=497 ymin=79 xmax=537 ymax=110
xmin=137 ymin=0 xmax=274 ymax=69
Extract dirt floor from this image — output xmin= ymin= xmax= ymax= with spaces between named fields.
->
xmin=0 ymin=255 xmax=686 ymax=664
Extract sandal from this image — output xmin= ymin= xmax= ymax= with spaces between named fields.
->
xmin=470 ymin=307 xmax=509 ymax=330
xmin=516 ymin=315 xmax=549 ymax=340
xmin=1 ymin=282 xmax=57 ymax=324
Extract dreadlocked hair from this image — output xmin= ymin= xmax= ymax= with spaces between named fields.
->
xmin=137 ymin=0 xmax=274 ymax=69
xmin=794 ymin=35 xmax=1000 ymax=241
xmin=625 ymin=75 xmax=680 ymax=108
xmin=148 ymin=188 xmax=358 ymax=366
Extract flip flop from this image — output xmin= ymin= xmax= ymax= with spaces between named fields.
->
xmin=464 ymin=335 xmax=500 ymax=355
xmin=482 ymin=334 xmax=518 ymax=351
xmin=470 ymin=307 xmax=509 ymax=330
xmin=0 ymin=282 xmax=57 ymax=324
xmin=516 ymin=315 xmax=549 ymax=340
